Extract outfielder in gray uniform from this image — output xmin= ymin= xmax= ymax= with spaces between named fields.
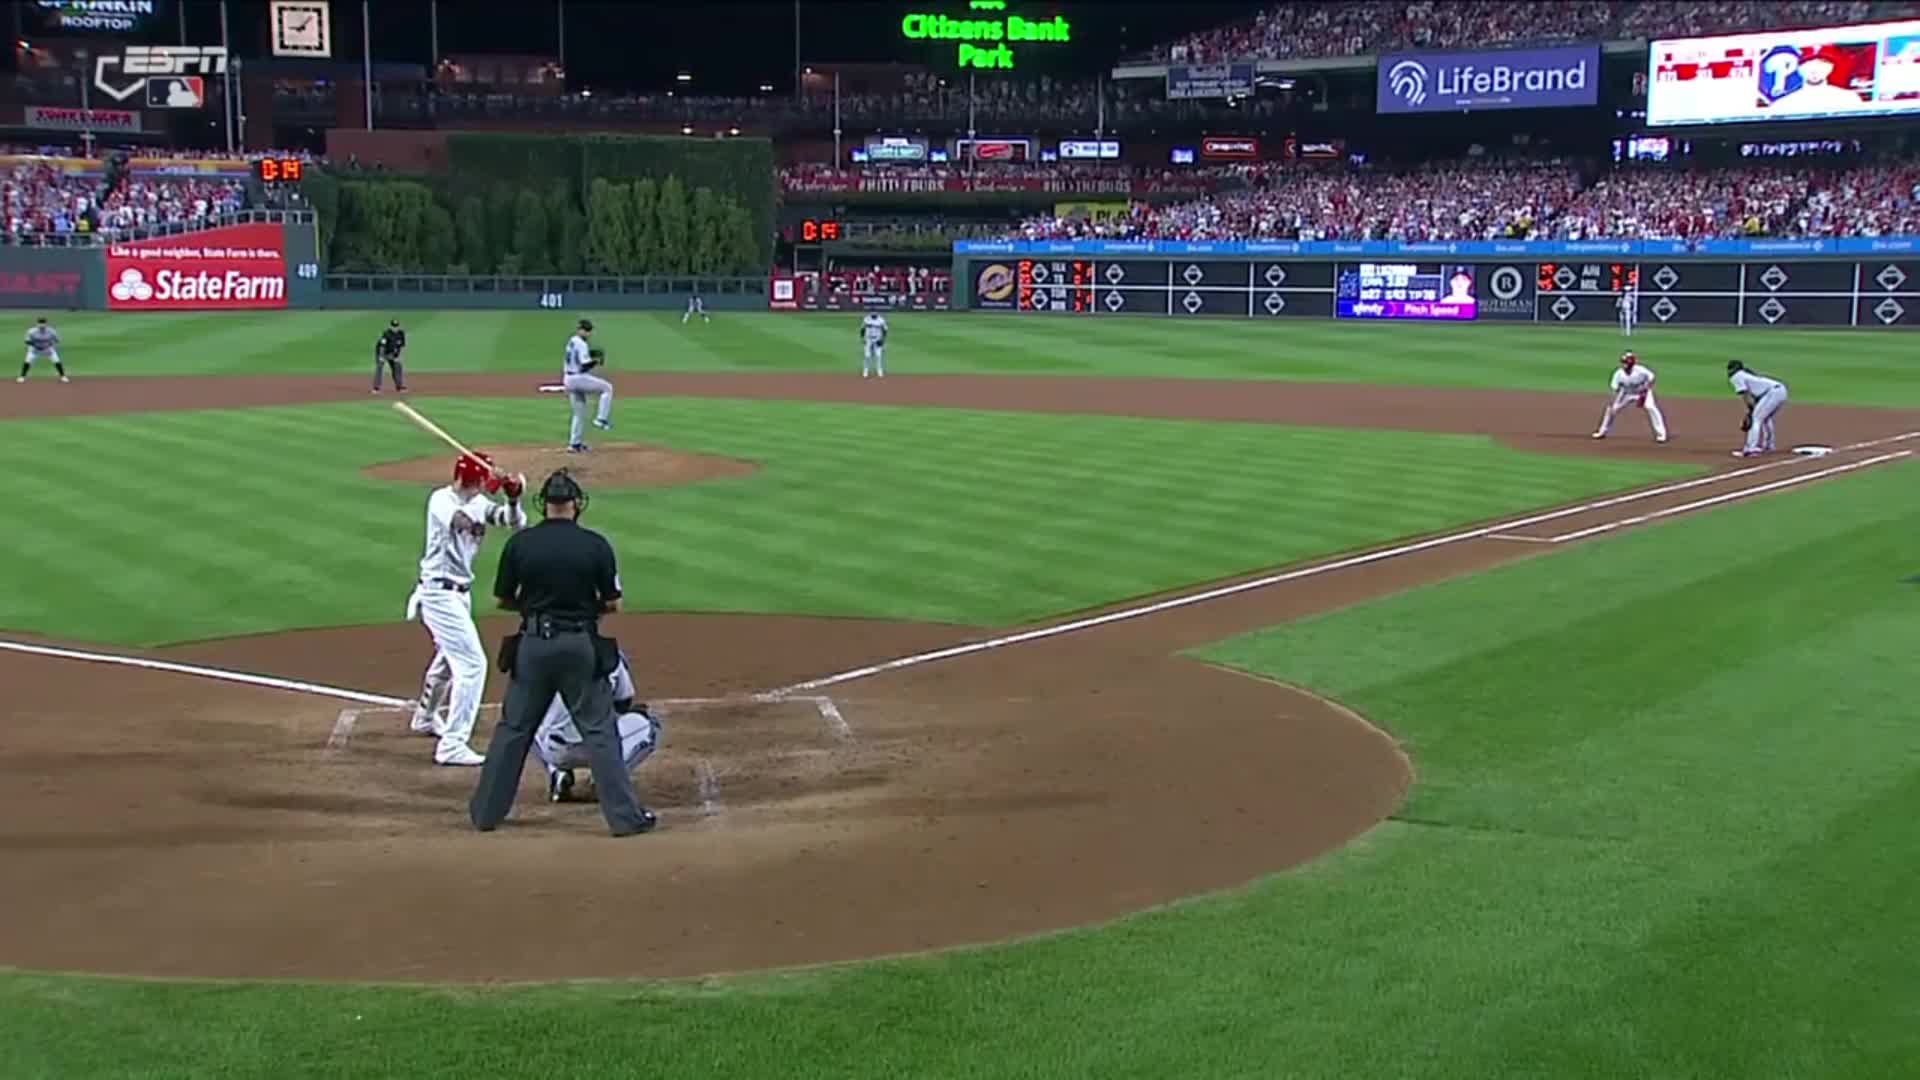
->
xmin=562 ymin=317 xmax=613 ymax=452
xmin=533 ymin=652 xmax=661 ymax=802
xmin=20 ymin=317 xmax=67 ymax=383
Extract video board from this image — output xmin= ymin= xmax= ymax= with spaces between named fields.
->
xmin=1647 ymin=18 xmax=1920 ymax=126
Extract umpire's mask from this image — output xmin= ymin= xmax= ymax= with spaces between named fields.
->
xmin=539 ymin=468 xmax=590 ymax=520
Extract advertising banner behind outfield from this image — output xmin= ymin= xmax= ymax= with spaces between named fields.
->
xmin=105 ymin=222 xmax=288 ymax=310
xmin=1377 ymin=43 xmax=1600 ymax=114
xmin=1166 ymin=63 xmax=1256 ymax=100
xmin=0 ymin=246 xmax=102 ymax=309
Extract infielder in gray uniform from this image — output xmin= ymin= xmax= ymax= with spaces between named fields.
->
xmin=533 ymin=652 xmax=661 ymax=802
xmin=1728 ymin=360 xmax=1788 ymax=457
xmin=562 ymin=317 xmax=613 ymax=452
xmin=20 ymin=317 xmax=67 ymax=383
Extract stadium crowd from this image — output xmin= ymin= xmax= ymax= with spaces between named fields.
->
xmin=1008 ymin=160 xmax=1920 ymax=243
xmin=1153 ymin=0 xmax=1909 ymax=64
xmin=1 ymin=149 xmax=262 ymax=243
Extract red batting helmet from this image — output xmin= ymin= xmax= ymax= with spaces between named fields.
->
xmin=452 ymin=452 xmax=501 ymax=492
xmin=1620 ymin=351 xmax=1638 ymax=368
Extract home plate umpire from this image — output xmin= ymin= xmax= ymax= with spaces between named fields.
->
xmin=469 ymin=468 xmax=657 ymax=836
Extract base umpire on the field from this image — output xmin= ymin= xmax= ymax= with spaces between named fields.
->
xmin=470 ymin=468 xmax=657 ymax=836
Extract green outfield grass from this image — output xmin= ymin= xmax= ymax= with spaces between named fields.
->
xmin=0 ymin=395 xmax=1684 ymax=645
xmin=4 ymin=457 xmax=1912 ymax=1079
xmin=27 ymin=309 xmax=1920 ymax=406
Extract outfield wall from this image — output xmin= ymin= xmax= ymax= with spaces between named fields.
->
xmin=953 ymin=254 xmax=1920 ymax=328
xmin=2 ymin=220 xmax=762 ymax=313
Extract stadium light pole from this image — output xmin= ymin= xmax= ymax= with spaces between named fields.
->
xmin=177 ymin=0 xmax=187 ymax=45
xmin=793 ymin=0 xmax=801 ymax=101
xmin=220 ymin=0 xmax=235 ymax=153
xmin=362 ymin=0 xmax=374 ymax=130
xmin=557 ymin=0 xmax=566 ymax=72
xmin=430 ymin=0 xmax=439 ymax=69
xmin=831 ymin=70 xmax=841 ymax=165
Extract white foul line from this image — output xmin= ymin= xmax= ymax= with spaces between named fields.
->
xmin=326 ymin=709 xmax=361 ymax=751
xmin=1543 ymin=451 xmax=1910 ymax=543
xmin=772 ymin=431 xmax=1920 ymax=695
xmin=0 ymin=640 xmax=411 ymax=707
xmin=1487 ymin=533 xmax=1559 ymax=544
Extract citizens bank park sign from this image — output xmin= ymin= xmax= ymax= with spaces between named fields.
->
xmin=900 ymin=0 xmax=1072 ymax=69
xmin=105 ymin=222 xmax=288 ymax=310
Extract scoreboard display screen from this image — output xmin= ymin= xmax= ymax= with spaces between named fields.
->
xmin=1016 ymin=258 xmax=1094 ymax=312
xmin=1336 ymin=263 xmax=1478 ymax=320
xmin=1536 ymin=262 xmax=1637 ymax=292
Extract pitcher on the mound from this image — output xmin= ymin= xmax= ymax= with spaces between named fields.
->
xmin=1592 ymin=351 xmax=1668 ymax=443
xmin=407 ymin=452 xmax=527 ymax=766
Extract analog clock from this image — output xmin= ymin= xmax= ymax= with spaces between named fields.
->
xmin=271 ymin=1 xmax=332 ymax=58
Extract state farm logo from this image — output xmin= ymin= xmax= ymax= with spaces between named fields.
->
xmin=110 ymin=267 xmax=154 ymax=301
xmin=111 ymin=266 xmax=284 ymax=304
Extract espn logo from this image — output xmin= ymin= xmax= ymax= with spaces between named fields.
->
xmin=95 ymin=46 xmax=227 ymax=104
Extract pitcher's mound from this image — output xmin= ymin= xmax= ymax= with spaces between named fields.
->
xmin=365 ymin=443 xmax=758 ymax=488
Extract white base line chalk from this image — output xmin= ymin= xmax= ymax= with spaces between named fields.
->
xmin=1542 ymin=450 xmax=1909 ymax=543
xmin=815 ymin=697 xmax=853 ymax=740
xmin=770 ymin=431 xmax=1920 ymax=696
xmin=0 ymin=640 xmax=411 ymax=707
xmin=326 ymin=708 xmax=361 ymax=751
xmin=695 ymin=760 xmax=722 ymax=816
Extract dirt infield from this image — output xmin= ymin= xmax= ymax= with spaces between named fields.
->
xmin=0 ymin=372 xmax=1913 ymax=982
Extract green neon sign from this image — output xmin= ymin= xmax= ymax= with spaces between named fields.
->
xmin=900 ymin=0 xmax=1072 ymax=70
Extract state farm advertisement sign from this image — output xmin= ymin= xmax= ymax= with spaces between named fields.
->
xmin=105 ymin=222 xmax=287 ymax=310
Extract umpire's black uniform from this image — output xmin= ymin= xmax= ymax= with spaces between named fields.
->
xmin=470 ymin=470 xmax=656 ymax=836
xmin=372 ymin=320 xmax=407 ymax=392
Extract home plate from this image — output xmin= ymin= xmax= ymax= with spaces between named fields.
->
xmin=1792 ymin=445 xmax=1835 ymax=457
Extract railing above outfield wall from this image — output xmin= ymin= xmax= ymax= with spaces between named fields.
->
xmin=1 ymin=210 xmax=317 ymax=249
xmin=319 ymin=273 xmax=769 ymax=310
xmin=952 ymin=237 xmax=1920 ymax=258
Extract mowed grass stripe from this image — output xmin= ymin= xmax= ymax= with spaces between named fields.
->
xmin=0 ymin=397 xmax=1684 ymax=643
xmin=25 ymin=310 xmax=1918 ymax=405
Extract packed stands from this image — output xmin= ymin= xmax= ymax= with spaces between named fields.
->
xmin=781 ymin=163 xmax=1217 ymax=197
xmin=1152 ymin=0 xmax=1905 ymax=64
xmin=0 ymin=148 xmax=274 ymax=243
xmin=1006 ymin=159 xmax=1920 ymax=243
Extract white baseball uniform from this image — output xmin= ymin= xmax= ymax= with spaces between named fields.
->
xmin=407 ymin=484 xmax=526 ymax=764
xmin=1596 ymin=363 xmax=1668 ymax=441
xmin=682 ymin=294 xmax=709 ymax=324
xmin=531 ymin=656 xmax=659 ymax=785
xmin=1617 ymin=287 xmax=1637 ymax=337
xmin=563 ymin=331 xmax=613 ymax=447
xmin=861 ymin=314 xmax=887 ymax=377
xmin=1731 ymin=369 xmax=1788 ymax=453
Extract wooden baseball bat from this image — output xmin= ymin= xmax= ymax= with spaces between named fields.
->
xmin=391 ymin=401 xmax=498 ymax=474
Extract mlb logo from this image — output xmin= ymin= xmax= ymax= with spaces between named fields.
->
xmin=148 ymin=77 xmax=206 ymax=108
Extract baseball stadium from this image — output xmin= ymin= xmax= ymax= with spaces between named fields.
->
xmin=3 ymin=1 xmax=1920 ymax=1077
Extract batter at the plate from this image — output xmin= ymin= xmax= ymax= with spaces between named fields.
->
xmin=407 ymin=451 xmax=527 ymax=766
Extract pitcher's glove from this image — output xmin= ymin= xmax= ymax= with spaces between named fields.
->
xmin=1740 ymin=413 xmax=1752 ymax=432
xmin=588 ymin=347 xmax=606 ymax=363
